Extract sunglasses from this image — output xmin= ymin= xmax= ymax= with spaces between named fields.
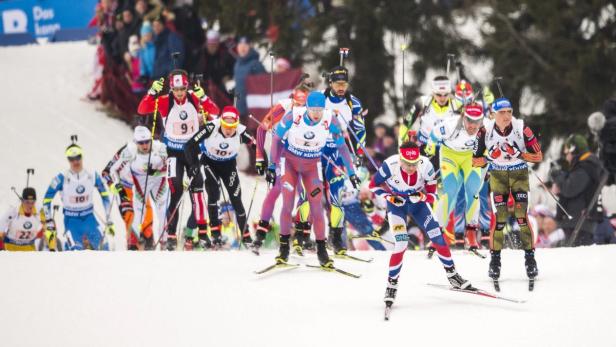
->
xmin=68 ymin=155 xmax=82 ymax=162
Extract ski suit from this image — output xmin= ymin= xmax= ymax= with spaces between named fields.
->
xmin=43 ymin=169 xmax=111 ymax=250
xmin=0 ymin=205 xmax=44 ymax=251
xmin=111 ymin=141 xmax=169 ymax=243
xmin=369 ymin=155 xmax=454 ymax=281
xmin=137 ymin=91 xmax=219 ymax=236
xmin=473 ymin=117 xmax=542 ymax=251
xmin=428 ymin=116 xmax=484 ymax=239
xmin=185 ymin=118 xmax=255 ymax=237
xmin=271 ymin=107 xmax=354 ymax=240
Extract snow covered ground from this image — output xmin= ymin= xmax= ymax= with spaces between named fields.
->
xmin=1 ymin=246 xmax=615 ymax=346
xmin=1 ymin=41 xmax=616 ymax=347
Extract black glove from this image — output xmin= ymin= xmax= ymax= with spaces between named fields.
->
xmin=266 ymin=166 xmax=276 ymax=185
xmin=255 ymin=160 xmax=265 ymax=176
xmin=188 ymin=164 xmax=200 ymax=177
xmin=354 ymin=154 xmax=364 ymax=168
xmin=349 ymin=174 xmax=361 ymax=189
xmin=146 ymin=165 xmax=159 ymax=176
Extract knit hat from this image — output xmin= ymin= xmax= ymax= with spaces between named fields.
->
xmin=140 ymin=21 xmax=153 ymax=36
xmin=564 ymin=134 xmax=589 ymax=155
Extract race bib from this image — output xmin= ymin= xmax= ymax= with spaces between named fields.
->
xmin=172 ymin=121 xmax=196 ymax=136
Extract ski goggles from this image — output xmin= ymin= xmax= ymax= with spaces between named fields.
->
xmin=221 ymin=117 xmax=239 ymax=129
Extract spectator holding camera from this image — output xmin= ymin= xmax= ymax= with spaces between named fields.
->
xmin=550 ymin=134 xmax=606 ymax=246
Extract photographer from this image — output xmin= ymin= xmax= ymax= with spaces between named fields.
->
xmin=550 ymin=134 xmax=605 ymax=246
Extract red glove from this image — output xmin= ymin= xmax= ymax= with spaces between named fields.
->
xmin=501 ymin=143 xmax=521 ymax=158
xmin=488 ymin=145 xmax=502 ymax=160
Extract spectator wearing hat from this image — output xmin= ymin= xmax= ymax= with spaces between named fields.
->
xmin=195 ymin=29 xmax=236 ymax=105
xmin=151 ymin=16 xmax=184 ymax=79
xmin=138 ymin=21 xmax=156 ymax=80
xmin=550 ymin=134 xmax=606 ymax=246
xmin=233 ymin=37 xmax=266 ymax=117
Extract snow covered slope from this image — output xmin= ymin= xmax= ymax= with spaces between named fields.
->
xmin=1 ymin=246 xmax=615 ymax=347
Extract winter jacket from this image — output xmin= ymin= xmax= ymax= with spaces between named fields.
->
xmin=139 ymin=41 xmax=156 ymax=78
xmin=233 ymin=48 xmax=266 ymax=116
xmin=152 ymin=28 xmax=184 ymax=79
xmin=552 ymin=152 xmax=606 ymax=241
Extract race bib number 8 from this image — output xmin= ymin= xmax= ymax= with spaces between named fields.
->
xmin=172 ymin=122 xmax=195 ymax=136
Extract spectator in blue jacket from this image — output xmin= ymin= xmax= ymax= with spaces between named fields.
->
xmin=139 ymin=21 xmax=156 ymax=79
xmin=151 ymin=16 xmax=184 ymax=79
xmin=233 ymin=37 xmax=266 ymax=117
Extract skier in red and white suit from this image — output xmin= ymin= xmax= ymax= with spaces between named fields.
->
xmin=137 ymin=69 xmax=220 ymax=250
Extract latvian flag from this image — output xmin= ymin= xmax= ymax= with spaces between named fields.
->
xmin=245 ymin=68 xmax=303 ymax=124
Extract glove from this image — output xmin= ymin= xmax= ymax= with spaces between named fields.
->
xmin=501 ymin=143 xmax=521 ymax=159
xmin=349 ymin=174 xmax=361 ymax=189
xmin=483 ymin=86 xmax=495 ymax=105
xmin=255 ymin=159 xmax=265 ymax=176
xmin=488 ymin=145 xmax=502 ymax=160
xmin=424 ymin=142 xmax=436 ymax=157
xmin=45 ymin=228 xmax=57 ymax=252
xmin=409 ymin=192 xmax=427 ymax=204
xmin=354 ymin=154 xmax=364 ymax=168
xmin=146 ymin=165 xmax=159 ymax=176
xmin=148 ymin=78 xmax=164 ymax=96
xmin=385 ymin=194 xmax=406 ymax=207
xmin=45 ymin=219 xmax=56 ymax=232
xmin=101 ymin=169 xmax=112 ymax=185
xmin=188 ymin=164 xmax=200 ymax=178
xmin=109 ymin=182 xmax=123 ymax=195
xmin=266 ymin=165 xmax=277 ymax=185
xmin=193 ymin=84 xmax=205 ymax=99
xmin=105 ymin=222 xmax=115 ymax=237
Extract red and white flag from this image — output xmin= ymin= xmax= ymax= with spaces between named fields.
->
xmin=245 ymin=68 xmax=303 ymax=122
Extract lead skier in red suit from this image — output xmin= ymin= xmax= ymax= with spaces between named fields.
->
xmin=138 ymin=69 xmax=220 ymax=250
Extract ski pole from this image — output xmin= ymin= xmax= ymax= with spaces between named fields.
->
xmin=531 ymin=170 xmax=572 ymax=220
xmin=155 ymin=176 xmax=194 ymax=249
xmin=26 ymin=168 xmax=34 ymax=188
xmin=494 ymin=76 xmax=504 ymax=97
xmin=249 ymin=114 xmax=271 ymax=132
xmin=243 ymin=178 xmax=260 ymax=249
xmin=339 ymin=47 xmax=350 ymax=66
xmin=10 ymin=187 xmax=23 ymax=201
xmin=269 ymin=51 xmax=275 ymax=109
xmin=204 ymin=166 xmax=238 ymax=247
xmin=139 ymin=91 xmax=160 ymax=228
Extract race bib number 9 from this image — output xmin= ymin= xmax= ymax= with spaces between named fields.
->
xmin=172 ymin=122 xmax=195 ymax=136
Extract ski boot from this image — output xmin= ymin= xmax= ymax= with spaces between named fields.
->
xmin=465 ymin=225 xmax=479 ymax=251
xmin=166 ymin=235 xmax=177 ymax=251
xmin=330 ymin=227 xmax=347 ymax=256
xmin=445 ymin=266 xmax=472 ymax=290
xmin=454 ymin=233 xmax=465 ymax=250
xmin=241 ymin=227 xmax=253 ymax=246
xmin=301 ymin=222 xmax=314 ymax=251
xmin=275 ymin=234 xmax=291 ymax=264
xmin=384 ymin=277 xmax=398 ymax=304
xmin=426 ymin=246 xmax=436 ymax=259
xmin=251 ymin=220 xmax=270 ymax=254
xmin=524 ymin=249 xmax=538 ymax=278
xmin=128 ymin=244 xmax=139 ymax=251
xmin=195 ymin=229 xmax=212 ymax=250
xmin=316 ymin=240 xmax=334 ymax=269
xmin=210 ymin=225 xmax=223 ymax=249
xmin=292 ymin=221 xmax=305 ymax=255
xmin=489 ymin=250 xmax=501 ymax=279
xmin=143 ymin=235 xmax=154 ymax=250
